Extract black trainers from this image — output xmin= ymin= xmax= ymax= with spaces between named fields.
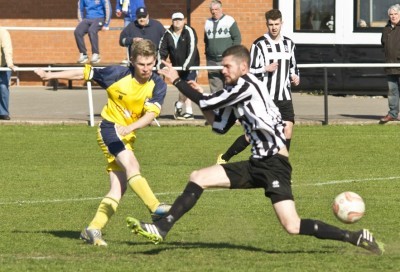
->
xmin=177 ymin=113 xmax=194 ymax=120
xmin=174 ymin=102 xmax=183 ymax=120
xmin=126 ymin=217 xmax=165 ymax=244
xmin=352 ymin=229 xmax=384 ymax=255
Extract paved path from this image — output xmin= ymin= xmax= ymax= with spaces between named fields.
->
xmin=2 ymin=85 xmax=394 ymax=126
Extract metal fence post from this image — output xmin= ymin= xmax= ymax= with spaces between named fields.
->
xmin=323 ymin=67 xmax=329 ymax=125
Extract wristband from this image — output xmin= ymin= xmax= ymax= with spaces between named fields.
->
xmin=173 ymin=78 xmax=181 ymax=85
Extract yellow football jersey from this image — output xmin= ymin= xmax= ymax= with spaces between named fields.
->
xmin=84 ymin=64 xmax=167 ymax=126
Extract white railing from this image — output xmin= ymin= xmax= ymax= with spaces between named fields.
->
xmin=4 ymin=26 xmax=124 ymax=31
xmin=2 ymin=63 xmax=400 ymax=126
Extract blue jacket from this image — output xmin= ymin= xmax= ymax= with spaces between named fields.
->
xmin=115 ymin=0 xmax=145 ymax=22
xmin=78 ymin=0 xmax=112 ymax=27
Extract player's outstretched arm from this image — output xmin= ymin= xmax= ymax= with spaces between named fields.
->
xmin=34 ymin=68 xmax=84 ymax=81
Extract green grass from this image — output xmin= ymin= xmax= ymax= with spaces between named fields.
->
xmin=0 ymin=124 xmax=399 ymax=271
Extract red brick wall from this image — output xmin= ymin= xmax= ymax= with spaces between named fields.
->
xmin=3 ymin=0 xmax=273 ymax=86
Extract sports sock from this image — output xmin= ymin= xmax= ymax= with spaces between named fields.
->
xmin=88 ymin=197 xmax=119 ymax=230
xmin=299 ymin=219 xmax=351 ymax=242
xmin=222 ymin=134 xmax=249 ymax=161
xmin=156 ymin=182 xmax=204 ymax=233
xmin=286 ymin=138 xmax=291 ymax=152
xmin=185 ymin=106 xmax=193 ymax=114
xmin=128 ymin=174 xmax=160 ymax=213
xmin=176 ymin=101 xmax=183 ymax=109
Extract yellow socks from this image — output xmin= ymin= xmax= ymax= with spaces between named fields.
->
xmin=128 ymin=174 xmax=160 ymax=212
xmin=88 ymin=197 xmax=119 ymax=230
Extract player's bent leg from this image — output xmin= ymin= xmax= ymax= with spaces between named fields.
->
xmin=272 ymin=199 xmax=301 ymax=234
xmin=190 ymin=165 xmax=231 ymax=189
xmin=283 ymin=121 xmax=294 ymax=139
xmin=115 ymin=149 xmax=140 ymax=176
xmin=128 ymin=174 xmax=161 ymax=213
xmin=106 ymin=170 xmax=127 ymax=200
xmin=127 ymin=181 xmax=204 ymax=242
xmin=81 ymin=196 xmax=119 ymax=246
xmin=115 ymin=150 xmax=161 ymax=212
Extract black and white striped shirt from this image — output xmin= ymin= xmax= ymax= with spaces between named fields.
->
xmin=250 ymin=34 xmax=299 ymax=101
xmin=199 ymin=73 xmax=286 ymax=158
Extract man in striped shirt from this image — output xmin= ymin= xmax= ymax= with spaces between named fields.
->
xmin=125 ymin=45 xmax=383 ymax=255
xmin=217 ymin=9 xmax=299 ymax=164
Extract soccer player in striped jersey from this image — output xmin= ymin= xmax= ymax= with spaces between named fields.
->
xmin=35 ymin=39 xmax=170 ymax=246
xmin=126 ymin=45 xmax=383 ymax=255
xmin=217 ymin=9 xmax=299 ymax=164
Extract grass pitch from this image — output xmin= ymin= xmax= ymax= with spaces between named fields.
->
xmin=0 ymin=124 xmax=399 ymax=271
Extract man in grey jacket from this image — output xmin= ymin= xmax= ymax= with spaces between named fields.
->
xmin=380 ymin=4 xmax=400 ymax=123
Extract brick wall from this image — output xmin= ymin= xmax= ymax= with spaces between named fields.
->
xmin=3 ymin=0 xmax=273 ymax=86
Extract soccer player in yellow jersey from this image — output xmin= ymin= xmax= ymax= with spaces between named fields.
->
xmin=35 ymin=39 xmax=170 ymax=246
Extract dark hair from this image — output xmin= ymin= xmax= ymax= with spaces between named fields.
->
xmin=130 ymin=39 xmax=157 ymax=60
xmin=265 ymin=9 xmax=282 ymax=21
xmin=222 ymin=45 xmax=250 ymax=66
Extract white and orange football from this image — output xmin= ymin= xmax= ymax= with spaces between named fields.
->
xmin=332 ymin=191 xmax=365 ymax=224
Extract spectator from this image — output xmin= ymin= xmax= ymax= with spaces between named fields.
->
xmin=115 ymin=0 xmax=145 ymax=27
xmin=204 ymin=0 xmax=241 ymax=93
xmin=115 ymin=0 xmax=145 ymax=63
xmin=380 ymin=4 xmax=400 ymax=123
xmin=74 ymin=0 xmax=112 ymax=64
xmin=157 ymin=12 xmax=200 ymax=120
xmin=0 ymin=27 xmax=16 ymax=120
xmin=119 ymin=7 xmax=165 ymax=57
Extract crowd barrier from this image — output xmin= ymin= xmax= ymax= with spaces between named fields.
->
xmin=1 ymin=63 xmax=400 ymax=126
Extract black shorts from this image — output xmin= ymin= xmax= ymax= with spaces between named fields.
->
xmin=275 ymin=100 xmax=295 ymax=123
xmin=221 ymin=154 xmax=294 ymax=204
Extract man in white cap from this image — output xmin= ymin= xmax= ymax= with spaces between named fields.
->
xmin=157 ymin=12 xmax=200 ymax=120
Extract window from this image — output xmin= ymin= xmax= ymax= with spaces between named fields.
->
xmin=294 ymin=0 xmax=335 ymax=32
xmin=355 ymin=0 xmax=399 ymax=31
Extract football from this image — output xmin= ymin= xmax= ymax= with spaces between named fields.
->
xmin=332 ymin=191 xmax=365 ymax=223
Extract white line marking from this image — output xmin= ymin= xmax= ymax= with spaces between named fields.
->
xmin=299 ymin=176 xmax=400 ymax=186
xmin=1 ymin=177 xmax=399 ymax=206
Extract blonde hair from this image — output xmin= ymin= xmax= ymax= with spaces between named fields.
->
xmin=130 ymin=39 xmax=157 ymax=61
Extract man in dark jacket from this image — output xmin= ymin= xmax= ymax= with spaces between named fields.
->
xmin=119 ymin=7 xmax=165 ymax=56
xmin=157 ymin=12 xmax=200 ymax=120
xmin=380 ymin=4 xmax=400 ymax=123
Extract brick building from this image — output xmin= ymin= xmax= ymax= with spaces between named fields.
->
xmin=3 ymin=0 xmax=274 ymax=86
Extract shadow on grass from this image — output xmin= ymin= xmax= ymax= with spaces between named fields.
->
xmin=125 ymin=241 xmax=335 ymax=255
xmin=340 ymin=114 xmax=381 ymax=120
xmin=11 ymin=229 xmax=81 ymax=239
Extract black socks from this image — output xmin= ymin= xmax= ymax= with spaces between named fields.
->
xmin=156 ymin=182 xmax=204 ymax=234
xmin=222 ymin=134 xmax=249 ymax=161
xmin=299 ymin=219 xmax=351 ymax=242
